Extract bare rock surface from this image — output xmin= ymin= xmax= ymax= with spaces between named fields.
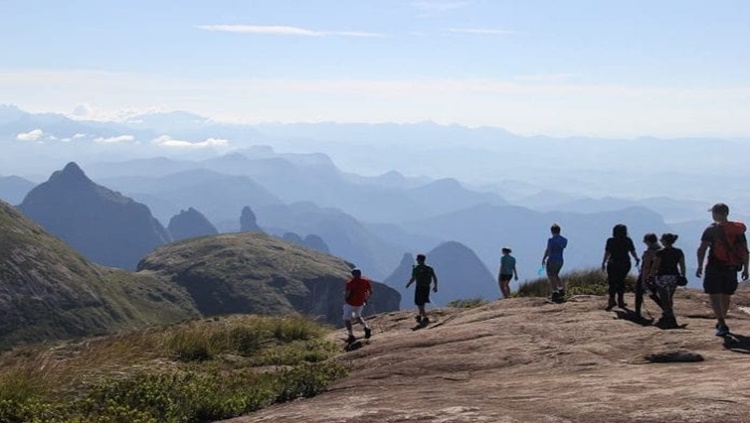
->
xmin=224 ymin=289 xmax=750 ymax=423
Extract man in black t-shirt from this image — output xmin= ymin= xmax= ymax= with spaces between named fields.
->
xmin=406 ymin=254 xmax=438 ymax=324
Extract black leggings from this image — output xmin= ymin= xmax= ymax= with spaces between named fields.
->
xmin=607 ymin=260 xmax=631 ymax=296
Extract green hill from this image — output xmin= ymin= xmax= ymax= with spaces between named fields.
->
xmin=138 ymin=232 xmax=401 ymax=325
xmin=0 ymin=200 xmax=199 ymax=349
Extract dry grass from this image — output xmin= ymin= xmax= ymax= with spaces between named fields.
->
xmin=0 ymin=315 xmax=345 ymax=423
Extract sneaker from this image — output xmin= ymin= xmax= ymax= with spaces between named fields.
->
xmin=415 ymin=315 xmax=422 ymax=323
xmin=715 ymin=325 xmax=730 ymax=337
xmin=550 ymin=291 xmax=560 ymax=302
xmin=346 ymin=334 xmax=356 ymax=344
xmin=364 ymin=327 xmax=372 ymax=339
xmin=421 ymin=316 xmax=430 ymax=324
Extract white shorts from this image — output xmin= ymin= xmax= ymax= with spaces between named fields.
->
xmin=343 ymin=304 xmax=364 ymax=321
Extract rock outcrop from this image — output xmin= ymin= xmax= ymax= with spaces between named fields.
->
xmin=240 ymin=205 xmax=262 ymax=232
xmin=18 ymin=162 xmax=171 ymax=270
xmin=168 ymin=207 xmax=218 ymax=241
xmin=229 ymin=289 xmax=750 ymax=422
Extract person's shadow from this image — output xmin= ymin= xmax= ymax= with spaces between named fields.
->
xmin=723 ymin=333 xmax=750 ymax=354
xmin=612 ymin=309 xmax=654 ymax=327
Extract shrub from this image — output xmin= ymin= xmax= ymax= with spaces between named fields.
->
xmin=516 ymin=268 xmax=637 ymax=299
xmin=446 ymin=298 xmax=489 ymax=309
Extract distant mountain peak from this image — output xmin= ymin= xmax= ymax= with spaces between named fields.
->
xmin=50 ymin=162 xmax=91 ymax=185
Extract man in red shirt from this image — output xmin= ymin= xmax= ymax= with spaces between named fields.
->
xmin=344 ymin=268 xmax=373 ymax=343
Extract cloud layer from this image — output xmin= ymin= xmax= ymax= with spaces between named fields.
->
xmin=196 ymin=25 xmax=384 ymax=38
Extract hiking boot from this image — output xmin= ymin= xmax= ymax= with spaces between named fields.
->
xmin=550 ymin=291 xmax=560 ymax=302
xmin=346 ymin=334 xmax=356 ymax=344
xmin=716 ymin=324 xmax=730 ymax=337
xmin=605 ymin=299 xmax=616 ymax=311
xmin=364 ymin=327 xmax=372 ymax=339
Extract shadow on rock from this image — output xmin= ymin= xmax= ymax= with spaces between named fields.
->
xmin=645 ymin=350 xmax=704 ymax=363
xmin=612 ymin=309 xmax=654 ymax=327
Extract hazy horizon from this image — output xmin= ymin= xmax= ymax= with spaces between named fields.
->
xmin=2 ymin=1 xmax=749 ymax=138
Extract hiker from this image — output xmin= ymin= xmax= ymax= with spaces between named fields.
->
xmin=696 ymin=203 xmax=749 ymax=337
xmin=343 ymin=268 xmax=373 ymax=343
xmin=648 ymin=233 xmax=686 ymax=329
xmin=636 ymin=233 xmax=664 ymax=319
xmin=406 ymin=253 xmax=438 ymax=324
xmin=498 ymin=247 xmax=518 ymax=299
xmin=542 ymin=223 xmax=568 ymax=303
xmin=601 ymin=224 xmax=640 ymax=310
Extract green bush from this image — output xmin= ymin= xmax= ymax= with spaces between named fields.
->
xmin=446 ymin=298 xmax=489 ymax=309
xmin=516 ymin=268 xmax=637 ymax=300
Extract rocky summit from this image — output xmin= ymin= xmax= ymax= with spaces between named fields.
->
xmin=228 ymin=289 xmax=750 ymax=423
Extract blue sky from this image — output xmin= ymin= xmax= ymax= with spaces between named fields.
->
xmin=1 ymin=0 xmax=749 ymax=137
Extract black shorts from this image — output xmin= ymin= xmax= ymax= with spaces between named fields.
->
xmin=703 ymin=264 xmax=739 ymax=295
xmin=499 ymin=273 xmax=513 ymax=282
xmin=415 ymin=284 xmax=431 ymax=306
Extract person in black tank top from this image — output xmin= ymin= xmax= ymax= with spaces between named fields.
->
xmin=648 ymin=233 xmax=686 ymax=329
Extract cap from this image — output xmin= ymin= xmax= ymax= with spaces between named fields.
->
xmin=709 ymin=203 xmax=729 ymax=214
xmin=351 ymin=268 xmax=362 ymax=276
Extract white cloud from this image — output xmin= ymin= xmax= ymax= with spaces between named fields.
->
xmin=445 ymin=28 xmax=515 ymax=35
xmin=16 ymin=129 xmax=44 ymax=141
xmin=94 ymin=134 xmax=135 ymax=144
xmin=153 ymin=135 xmax=229 ymax=148
xmin=72 ymin=133 xmax=86 ymax=139
xmin=196 ymin=25 xmax=384 ymax=38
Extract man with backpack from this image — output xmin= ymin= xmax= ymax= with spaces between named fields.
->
xmin=696 ymin=203 xmax=750 ymax=337
xmin=406 ymin=254 xmax=438 ymax=324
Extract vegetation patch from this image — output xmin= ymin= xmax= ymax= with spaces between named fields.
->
xmin=0 ymin=315 xmax=345 ymax=423
xmin=516 ymin=268 xmax=637 ymax=300
xmin=446 ymin=298 xmax=489 ymax=309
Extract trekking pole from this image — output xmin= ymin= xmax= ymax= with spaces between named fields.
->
xmin=365 ymin=299 xmax=383 ymax=333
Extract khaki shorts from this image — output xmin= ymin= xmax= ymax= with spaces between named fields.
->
xmin=342 ymin=304 xmax=364 ymax=321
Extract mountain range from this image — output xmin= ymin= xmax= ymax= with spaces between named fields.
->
xmin=2 ymin=105 xmax=741 ymax=291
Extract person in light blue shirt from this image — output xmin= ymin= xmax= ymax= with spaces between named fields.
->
xmin=498 ymin=247 xmax=518 ymax=299
xmin=542 ymin=223 xmax=568 ymax=303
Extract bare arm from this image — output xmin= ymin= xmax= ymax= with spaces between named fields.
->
xmin=513 ymin=264 xmax=518 ymax=280
xmin=406 ymin=276 xmax=414 ymax=288
xmin=542 ymin=247 xmax=550 ymax=265
xmin=601 ymin=250 xmax=610 ymax=271
xmin=696 ymin=241 xmax=710 ymax=277
xmin=679 ymin=255 xmax=686 ymax=278
xmin=630 ymin=249 xmax=641 ymax=267
xmin=432 ymin=272 xmax=438 ymax=292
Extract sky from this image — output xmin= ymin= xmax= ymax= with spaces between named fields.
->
xmin=1 ymin=0 xmax=749 ymax=137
